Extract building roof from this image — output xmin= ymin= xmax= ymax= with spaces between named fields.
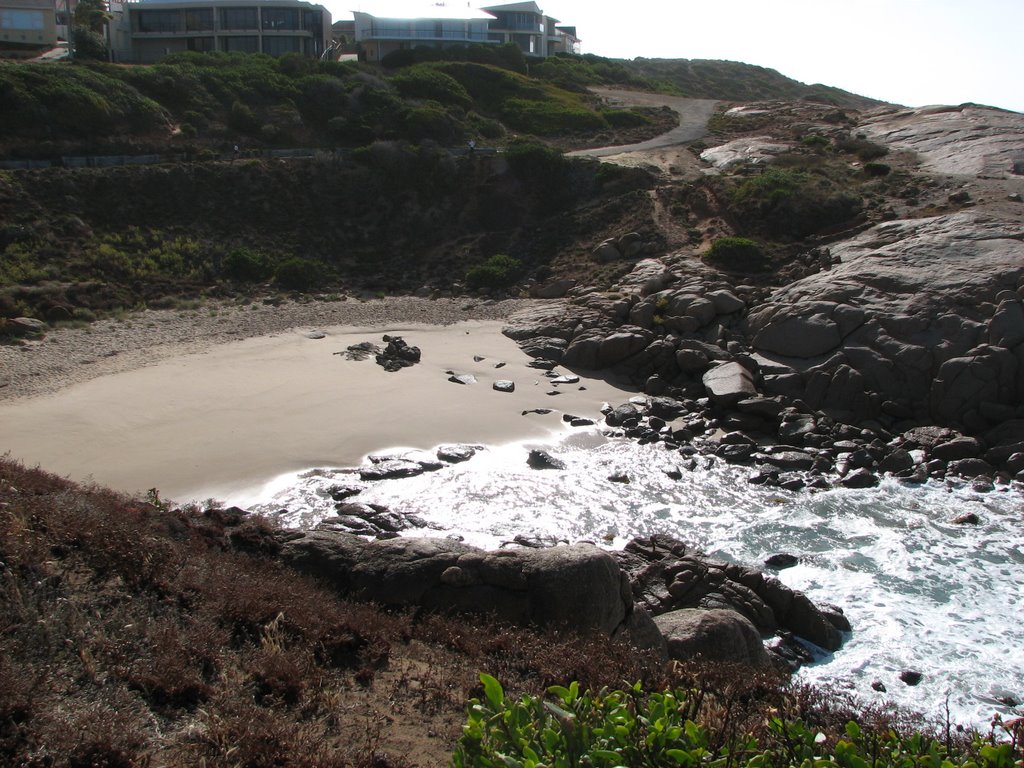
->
xmin=353 ymin=2 xmax=495 ymax=21
xmin=480 ymin=1 xmax=543 ymax=15
xmin=128 ymin=0 xmax=327 ymax=7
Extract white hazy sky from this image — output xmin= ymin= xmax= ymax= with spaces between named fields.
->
xmin=332 ymin=0 xmax=1024 ymax=113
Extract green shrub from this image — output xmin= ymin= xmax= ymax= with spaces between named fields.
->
xmin=704 ymin=236 xmax=768 ymax=273
xmin=223 ymin=248 xmax=272 ymax=282
xmin=72 ymin=28 xmax=108 ymax=60
xmin=390 ymin=65 xmax=472 ymax=110
xmin=728 ymin=168 xmax=862 ymax=238
xmin=465 ymin=254 xmax=523 ymax=291
xmin=834 ymin=135 xmax=889 ymax=161
xmin=453 ymin=676 xmax=1013 ymax=768
xmin=275 ymin=257 xmax=324 ymax=291
xmin=601 ymin=108 xmax=652 ymax=128
xmin=801 ymin=133 xmax=830 ymax=149
xmin=228 ymin=100 xmax=259 ymax=134
xmin=404 ymin=104 xmax=462 ymax=144
xmin=502 ymin=97 xmax=606 ymax=135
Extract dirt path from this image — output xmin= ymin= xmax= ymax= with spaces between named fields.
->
xmin=569 ymin=89 xmax=718 ymax=179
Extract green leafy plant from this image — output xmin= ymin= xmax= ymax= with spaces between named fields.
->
xmin=453 ymin=676 xmax=1024 ymax=768
xmin=465 ymin=254 xmax=523 ymax=291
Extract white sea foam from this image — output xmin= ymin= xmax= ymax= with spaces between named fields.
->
xmin=240 ymin=426 xmax=1024 ymax=730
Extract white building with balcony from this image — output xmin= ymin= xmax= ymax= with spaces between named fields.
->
xmin=352 ymin=3 xmax=496 ymax=63
xmin=351 ymin=1 xmax=578 ymax=62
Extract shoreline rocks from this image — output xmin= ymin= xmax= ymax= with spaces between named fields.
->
xmin=501 ymin=212 xmax=1024 ymax=492
xmin=276 ymin=529 xmax=847 ymax=672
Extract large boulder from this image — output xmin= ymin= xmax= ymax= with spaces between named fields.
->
xmin=703 ymin=362 xmax=757 ymax=406
xmin=279 ymin=534 xmax=631 ymax=634
xmin=654 ymin=609 xmax=770 ymax=666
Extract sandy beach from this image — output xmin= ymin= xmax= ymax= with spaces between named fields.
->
xmin=0 ymin=297 xmax=635 ymax=504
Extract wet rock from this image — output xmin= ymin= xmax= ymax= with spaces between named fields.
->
xmin=437 ymin=445 xmax=479 ymax=463
xmin=608 ymin=472 xmax=631 ymax=484
xmin=946 ymin=458 xmax=993 ymax=479
xmin=765 ymin=554 xmax=799 ymax=570
xmin=605 ymin=403 xmax=642 ymax=428
xmin=359 ymin=460 xmax=428 ymax=481
xmin=871 ymin=680 xmax=887 ymax=692
xmin=932 ymin=437 xmax=984 ymax=462
xmin=841 ymin=468 xmax=879 ymax=488
xmin=527 ymin=450 xmax=566 ymax=470
xmin=951 ymin=512 xmax=981 ymax=525
xmin=900 ymin=670 xmax=923 ymax=686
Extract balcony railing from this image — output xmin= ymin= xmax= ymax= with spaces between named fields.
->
xmin=366 ymin=26 xmax=490 ymax=41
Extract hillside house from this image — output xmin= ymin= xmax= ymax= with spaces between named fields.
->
xmin=351 ymin=1 xmax=579 ymax=61
xmin=109 ymin=0 xmax=330 ymax=62
xmin=0 ymin=0 xmax=58 ymax=49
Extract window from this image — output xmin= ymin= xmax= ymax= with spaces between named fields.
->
xmin=185 ymin=8 xmax=213 ymax=31
xmin=221 ymin=34 xmax=258 ymax=51
xmin=0 ymin=9 xmax=44 ymax=30
xmin=220 ymin=7 xmax=258 ymax=30
xmin=187 ymin=36 xmax=214 ymax=51
xmin=262 ymin=8 xmax=299 ymax=30
xmin=136 ymin=10 xmax=181 ymax=33
xmin=262 ymin=35 xmax=300 ymax=55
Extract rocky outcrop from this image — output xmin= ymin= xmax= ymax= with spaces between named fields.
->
xmin=860 ymin=104 xmax=1024 ymax=177
xmin=274 ymin=531 xmax=846 ymax=669
xmin=745 ymin=213 xmax=1024 ymax=427
xmin=615 ymin=537 xmax=846 ymax=655
xmin=279 ymin=534 xmax=631 ymax=635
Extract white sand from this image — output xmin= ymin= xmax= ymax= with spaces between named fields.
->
xmin=0 ymin=318 xmax=634 ymax=504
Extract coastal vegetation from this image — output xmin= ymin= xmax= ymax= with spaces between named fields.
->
xmin=3 ymin=459 xmax=1019 ymax=766
xmin=455 ymin=676 xmax=1022 ymax=768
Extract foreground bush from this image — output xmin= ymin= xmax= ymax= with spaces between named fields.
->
xmin=454 ymin=675 xmax=1023 ymax=768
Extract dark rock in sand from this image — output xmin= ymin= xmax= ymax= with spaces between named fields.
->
xmin=448 ymin=373 xmax=477 ymax=385
xmin=375 ymin=335 xmax=421 ymax=372
xmin=493 ymin=380 xmax=515 ymax=393
xmin=527 ymin=450 xmax=566 ymax=470
xmin=951 ymin=512 xmax=981 ymax=525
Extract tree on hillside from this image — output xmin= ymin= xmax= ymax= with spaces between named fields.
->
xmin=72 ymin=0 xmax=110 ymax=59
xmin=74 ymin=0 xmax=110 ymax=33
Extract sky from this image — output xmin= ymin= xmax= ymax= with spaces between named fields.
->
xmin=332 ymin=0 xmax=1024 ymax=113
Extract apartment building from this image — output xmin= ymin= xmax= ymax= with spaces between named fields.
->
xmin=0 ymin=0 xmax=57 ymax=48
xmin=110 ymin=0 xmax=330 ymax=63
xmin=352 ymin=3 xmax=495 ymax=63
xmin=352 ymin=1 xmax=579 ymax=61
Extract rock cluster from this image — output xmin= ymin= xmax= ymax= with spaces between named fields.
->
xmin=504 ymin=212 xmax=1024 ymax=489
xmin=375 ymin=334 xmax=421 ymax=372
xmin=275 ymin=530 xmax=846 ymax=670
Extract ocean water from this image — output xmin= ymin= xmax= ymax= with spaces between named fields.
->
xmin=238 ymin=425 xmax=1024 ymax=731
